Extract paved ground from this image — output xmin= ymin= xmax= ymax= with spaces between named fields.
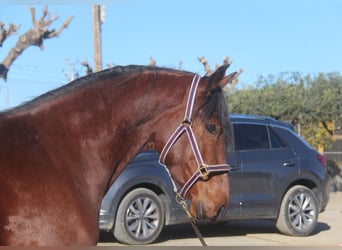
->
xmin=98 ymin=192 xmax=342 ymax=246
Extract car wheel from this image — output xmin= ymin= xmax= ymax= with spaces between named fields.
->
xmin=113 ymin=188 xmax=165 ymax=245
xmin=276 ymin=185 xmax=318 ymax=236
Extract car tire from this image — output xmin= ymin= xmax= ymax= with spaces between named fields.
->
xmin=276 ymin=185 xmax=318 ymax=236
xmin=113 ymin=188 xmax=165 ymax=245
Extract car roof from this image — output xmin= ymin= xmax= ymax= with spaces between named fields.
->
xmin=229 ymin=114 xmax=294 ymax=130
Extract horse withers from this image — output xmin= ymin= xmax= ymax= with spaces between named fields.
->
xmin=0 ymin=64 xmax=238 ymax=245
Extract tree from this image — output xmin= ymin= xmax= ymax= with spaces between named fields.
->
xmin=0 ymin=6 xmax=73 ymax=81
xmin=0 ymin=22 xmax=20 ymax=47
xmin=227 ymin=72 xmax=342 ymax=149
xmin=197 ymin=56 xmax=232 ymax=76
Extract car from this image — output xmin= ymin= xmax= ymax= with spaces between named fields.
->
xmin=99 ymin=114 xmax=330 ymax=245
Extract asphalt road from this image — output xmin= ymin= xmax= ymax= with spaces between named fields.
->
xmin=98 ymin=192 xmax=342 ymax=246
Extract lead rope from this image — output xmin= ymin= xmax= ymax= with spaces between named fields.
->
xmin=178 ymin=199 xmax=207 ymax=246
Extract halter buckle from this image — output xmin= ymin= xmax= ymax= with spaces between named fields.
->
xmin=182 ymin=120 xmax=192 ymax=127
xmin=198 ymin=164 xmax=209 ymax=179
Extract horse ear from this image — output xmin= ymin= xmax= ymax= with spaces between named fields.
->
xmin=209 ymin=64 xmax=229 ymax=86
xmin=203 ymin=64 xmax=241 ymax=92
xmin=218 ymin=71 xmax=240 ymax=88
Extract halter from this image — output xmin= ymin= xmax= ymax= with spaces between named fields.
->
xmin=159 ymin=74 xmax=231 ymax=205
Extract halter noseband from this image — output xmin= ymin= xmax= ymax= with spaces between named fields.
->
xmin=159 ymin=74 xmax=231 ymax=204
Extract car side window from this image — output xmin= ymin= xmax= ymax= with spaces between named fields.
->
xmin=269 ymin=126 xmax=287 ymax=149
xmin=234 ymin=124 xmax=270 ymax=151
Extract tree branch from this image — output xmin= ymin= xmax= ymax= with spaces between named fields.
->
xmin=62 ymin=58 xmax=75 ymax=82
xmin=198 ymin=56 xmax=212 ymax=75
xmin=178 ymin=60 xmax=183 ymax=70
xmin=106 ymin=63 xmax=115 ymax=68
xmin=321 ymin=120 xmax=334 ymax=136
xmin=149 ymin=56 xmax=156 ymax=66
xmin=80 ymin=60 xmax=93 ymax=75
xmin=0 ymin=6 xmax=73 ymax=81
xmin=198 ymin=56 xmax=234 ymax=76
xmin=0 ymin=22 xmax=20 ymax=47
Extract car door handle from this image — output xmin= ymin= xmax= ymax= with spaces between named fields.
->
xmin=283 ymin=161 xmax=296 ymax=167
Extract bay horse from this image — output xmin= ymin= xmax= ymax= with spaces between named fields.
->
xmin=0 ymin=64 xmax=238 ymax=246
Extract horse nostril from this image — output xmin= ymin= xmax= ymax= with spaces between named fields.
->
xmin=214 ymin=206 xmax=226 ymax=221
xmin=211 ymin=206 xmax=225 ymax=222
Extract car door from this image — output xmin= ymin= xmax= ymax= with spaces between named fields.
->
xmin=225 ymin=151 xmax=242 ymax=218
xmin=233 ymin=123 xmax=300 ymax=219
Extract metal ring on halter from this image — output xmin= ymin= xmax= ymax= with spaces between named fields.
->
xmin=198 ymin=164 xmax=209 ymax=178
xmin=176 ymin=194 xmax=193 ymax=219
xmin=175 ymin=193 xmax=186 ymax=204
xmin=182 ymin=120 xmax=192 ymax=127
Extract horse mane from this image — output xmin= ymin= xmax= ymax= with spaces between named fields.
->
xmin=2 ymin=65 xmax=192 ymax=114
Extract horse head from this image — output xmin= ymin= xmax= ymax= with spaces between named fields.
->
xmin=157 ymin=65 xmax=238 ymax=221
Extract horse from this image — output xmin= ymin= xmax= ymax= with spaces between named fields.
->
xmin=0 ymin=64 xmax=238 ymax=246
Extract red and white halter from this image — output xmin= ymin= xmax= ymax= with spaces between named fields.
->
xmin=159 ymin=74 xmax=231 ymax=204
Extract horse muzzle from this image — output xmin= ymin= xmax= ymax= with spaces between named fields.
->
xmin=195 ymin=202 xmax=226 ymax=222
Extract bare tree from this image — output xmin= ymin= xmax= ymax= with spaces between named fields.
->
xmin=198 ymin=56 xmax=213 ymax=75
xmin=149 ymin=56 xmax=156 ymax=66
xmin=106 ymin=63 xmax=115 ymax=68
xmin=62 ymin=58 xmax=76 ymax=82
xmin=62 ymin=59 xmax=94 ymax=82
xmin=80 ymin=60 xmax=93 ymax=75
xmin=198 ymin=56 xmax=233 ymax=76
xmin=61 ymin=55 xmax=242 ymax=86
xmin=0 ymin=22 xmax=20 ymax=47
xmin=0 ymin=6 xmax=73 ymax=81
xmin=198 ymin=56 xmax=243 ymax=88
xmin=178 ymin=60 xmax=183 ymax=70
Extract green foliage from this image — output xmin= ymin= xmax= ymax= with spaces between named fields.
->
xmin=300 ymin=121 xmax=335 ymax=150
xmin=227 ymin=72 xmax=342 ymax=149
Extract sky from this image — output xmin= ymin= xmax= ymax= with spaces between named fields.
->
xmin=0 ymin=0 xmax=341 ymax=110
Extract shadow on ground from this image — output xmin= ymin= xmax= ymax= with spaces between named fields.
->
xmin=98 ymin=219 xmax=330 ymax=244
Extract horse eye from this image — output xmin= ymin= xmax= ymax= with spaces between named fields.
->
xmin=205 ymin=124 xmax=218 ymax=135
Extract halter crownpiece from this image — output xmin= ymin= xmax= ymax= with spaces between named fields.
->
xmin=159 ymin=74 xmax=231 ymax=203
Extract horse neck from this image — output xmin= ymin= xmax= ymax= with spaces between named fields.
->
xmin=19 ymin=71 xmax=191 ymax=205
xmin=104 ymin=71 xmax=192 ymax=181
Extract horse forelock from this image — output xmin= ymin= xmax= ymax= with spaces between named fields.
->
xmin=196 ymin=83 xmax=233 ymax=151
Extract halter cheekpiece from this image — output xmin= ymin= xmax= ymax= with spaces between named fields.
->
xmin=159 ymin=74 xmax=231 ymax=205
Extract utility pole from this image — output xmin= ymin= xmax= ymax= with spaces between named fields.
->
xmin=92 ymin=5 xmax=105 ymax=72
